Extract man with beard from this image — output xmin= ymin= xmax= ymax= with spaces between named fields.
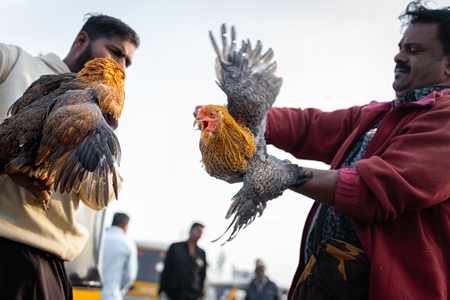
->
xmin=0 ymin=14 xmax=139 ymax=300
xmin=258 ymin=1 xmax=450 ymax=298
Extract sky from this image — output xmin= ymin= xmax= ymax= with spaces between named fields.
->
xmin=2 ymin=0 xmax=450 ymax=288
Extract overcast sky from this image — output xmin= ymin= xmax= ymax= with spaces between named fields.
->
xmin=3 ymin=0 xmax=450 ymax=287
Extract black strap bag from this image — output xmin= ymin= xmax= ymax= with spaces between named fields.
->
xmin=290 ymin=205 xmax=370 ymax=300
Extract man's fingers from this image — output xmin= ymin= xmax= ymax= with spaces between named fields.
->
xmin=33 ymin=174 xmax=55 ymax=190
xmin=33 ymin=189 xmax=51 ymax=201
xmin=8 ymin=172 xmax=52 ymax=200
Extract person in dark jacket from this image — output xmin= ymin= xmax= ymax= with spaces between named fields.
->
xmin=245 ymin=260 xmax=281 ymax=300
xmin=159 ymin=222 xmax=207 ymax=300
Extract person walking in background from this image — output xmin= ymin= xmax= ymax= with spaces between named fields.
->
xmin=0 ymin=14 xmax=139 ymax=299
xmin=101 ymin=212 xmax=138 ymax=300
xmin=159 ymin=222 xmax=207 ymax=300
xmin=245 ymin=259 xmax=281 ymax=300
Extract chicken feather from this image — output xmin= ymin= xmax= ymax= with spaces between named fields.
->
xmin=195 ymin=24 xmax=312 ymax=244
xmin=0 ymin=57 xmax=125 ymax=210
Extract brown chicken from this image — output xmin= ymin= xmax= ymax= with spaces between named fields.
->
xmin=194 ymin=25 xmax=312 ymax=244
xmin=0 ymin=57 xmax=125 ymax=210
xmin=195 ymin=104 xmax=256 ymax=179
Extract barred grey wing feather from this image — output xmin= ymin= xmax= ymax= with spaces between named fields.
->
xmin=206 ymin=24 xmax=313 ymax=245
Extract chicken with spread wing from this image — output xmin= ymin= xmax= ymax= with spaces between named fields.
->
xmin=194 ymin=25 xmax=312 ymax=244
xmin=0 ymin=57 xmax=124 ymax=211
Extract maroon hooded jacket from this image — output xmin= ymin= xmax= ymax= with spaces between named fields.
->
xmin=265 ymin=90 xmax=450 ymax=299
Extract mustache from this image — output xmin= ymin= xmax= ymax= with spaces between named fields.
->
xmin=395 ymin=63 xmax=411 ymax=73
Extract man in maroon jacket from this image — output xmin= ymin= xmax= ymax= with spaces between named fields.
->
xmin=264 ymin=1 xmax=450 ymax=299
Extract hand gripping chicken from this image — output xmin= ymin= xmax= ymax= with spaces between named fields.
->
xmin=0 ymin=58 xmax=124 ymax=211
xmin=194 ymin=25 xmax=312 ymax=244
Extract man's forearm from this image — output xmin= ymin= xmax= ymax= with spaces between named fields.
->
xmin=290 ymin=168 xmax=338 ymax=206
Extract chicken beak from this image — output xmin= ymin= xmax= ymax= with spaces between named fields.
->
xmin=193 ymin=119 xmax=201 ymax=129
xmin=193 ymin=118 xmax=206 ymax=132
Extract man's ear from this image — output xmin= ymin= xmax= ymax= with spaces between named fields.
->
xmin=73 ymin=31 xmax=90 ymax=51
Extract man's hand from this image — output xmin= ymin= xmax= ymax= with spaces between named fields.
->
xmin=8 ymin=172 xmax=55 ymax=201
xmin=289 ymin=167 xmax=338 ymax=207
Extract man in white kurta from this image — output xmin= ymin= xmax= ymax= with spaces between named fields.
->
xmin=101 ymin=213 xmax=138 ymax=300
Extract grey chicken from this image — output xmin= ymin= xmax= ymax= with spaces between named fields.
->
xmin=194 ymin=24 xmax=312 ymax=244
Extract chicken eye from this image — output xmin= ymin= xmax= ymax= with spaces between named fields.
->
xmin=208 ymin=111 xmax=216 ymax=117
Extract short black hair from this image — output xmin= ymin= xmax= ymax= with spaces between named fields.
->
xmin=399 ymin=0 xmax=450 ymax=54
xmin=112 ymin=212 xmax=130 ymax=227
xmin=190 ymin=222 xmax=204 ymax=231
xmin=81 ymin=13 xmax=140 ymax=48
